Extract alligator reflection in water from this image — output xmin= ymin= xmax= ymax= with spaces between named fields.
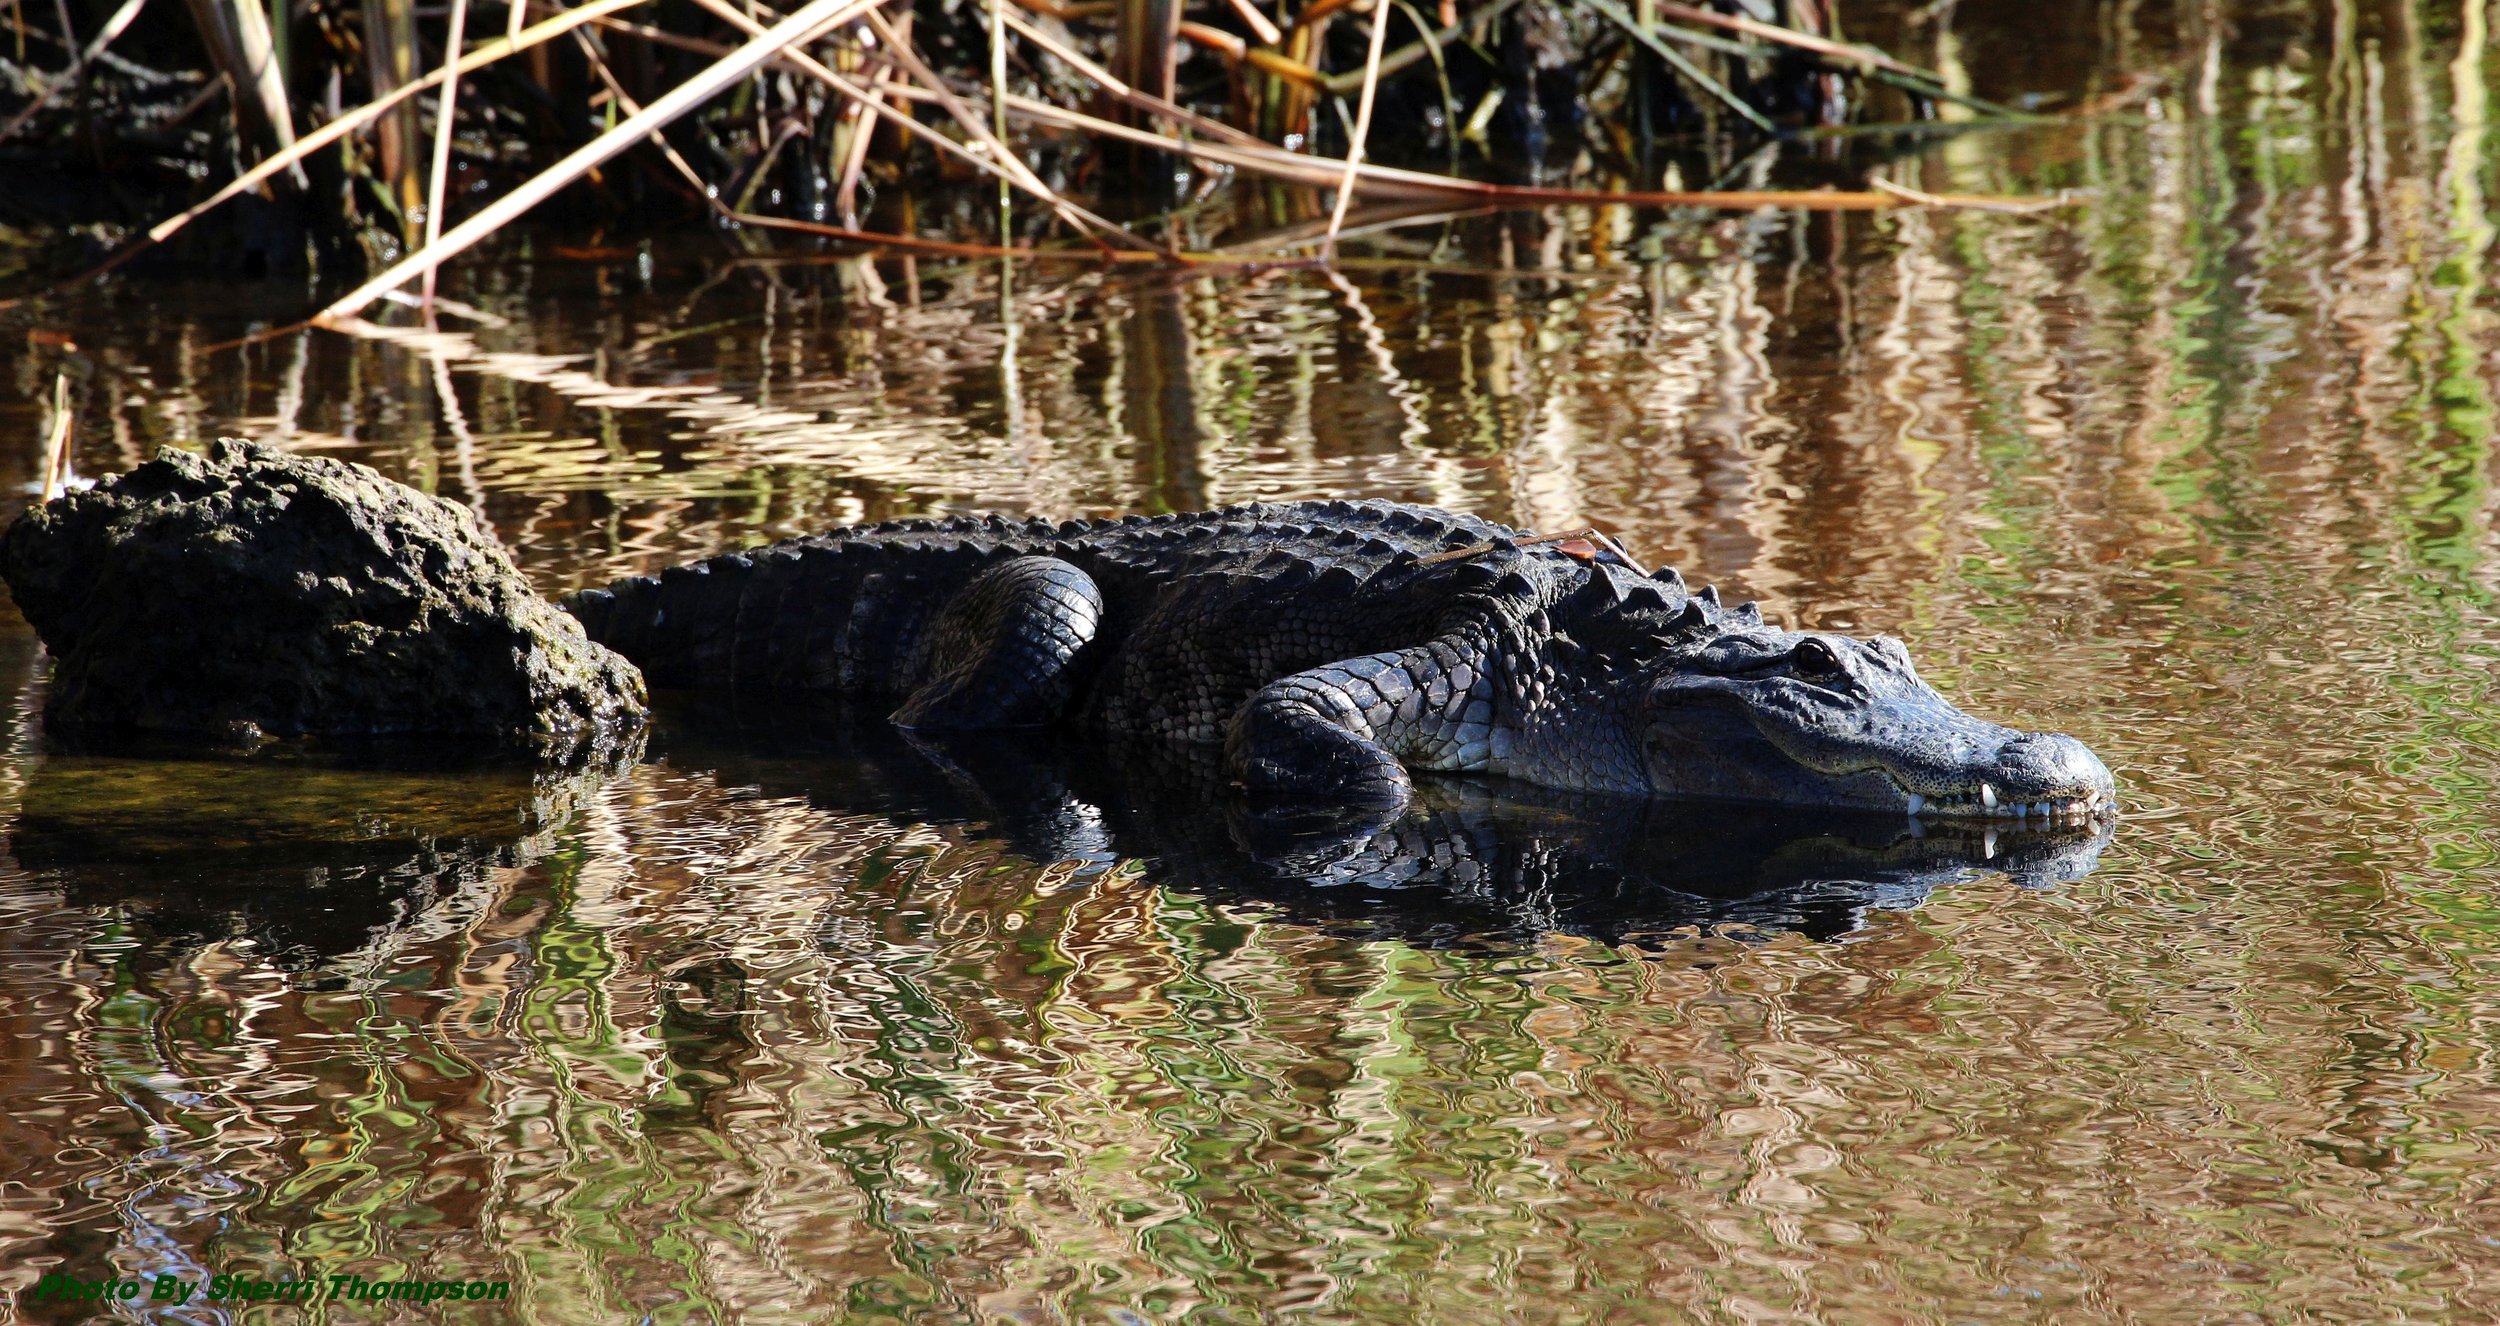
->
xmin=658 ymin=699 xmax=2111 ymax=950
xmin=7 ymin=751 xmax=614 ymax=967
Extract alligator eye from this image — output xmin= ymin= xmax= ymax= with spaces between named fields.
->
xmin=1791 ymin=638 xmax=1842 ymax=677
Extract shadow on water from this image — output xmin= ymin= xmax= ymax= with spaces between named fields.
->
xmin=652 ymin=695 xmax=2110 ymax=951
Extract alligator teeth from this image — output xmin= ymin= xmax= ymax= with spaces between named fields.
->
xmin=1906 ymin=793 xmax=1925 ymax=816
xmin=1979 ymin=782 xmax=1997 ymax=810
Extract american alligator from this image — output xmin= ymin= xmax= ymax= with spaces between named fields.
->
xmin=565 ymin=500 xmax=2115 ymax=822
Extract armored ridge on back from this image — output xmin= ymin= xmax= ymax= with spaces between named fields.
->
xmin=562 ymin=499 xmax=2116 ymax=823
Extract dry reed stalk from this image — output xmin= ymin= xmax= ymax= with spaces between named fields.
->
xmin=1221 ymin=0 xmax=1281 ymax=47
xmin=0 ymin=0 xmax=147 ymax=142
xmin=1112 ymin=0 xmax=1179 ymax=121
xmin=1262 ymin=5 xmax=1326 ymax=143
xmin=1646 ymin=0 xmax=2030 ymax=118
xmin=1654 ymin=0 xmax=1919 ymax=77
xmin=38 ymin=369 xmax=71 ymax=501
xmin=1001 ymin=91 xmax=2055 ymax=210
xmin=725 ymin=211 xmax=1283 ymax=265
xmin=179 ymin=0 xmax=305 ymax=183
xmin=830 ymin=32 xmax=897 ymax=224
xmin=987 ymin=0 xmax=1007 ymax=235
xmin=1320 ymin=0 xmax=1391 ymax=258
xmin=1214 ymin=199 xmax=1495 ymax=251
xmin=375 ymin=287 xmax=504 ymax=324
xmin=854 ymin=5 xmax=1154 ymax=249
xmin=360 ymin=0 xmax=422 ymax=222
xmin=1173 ymin=21 xmax=1326 ymax=90
xmin=131 ymin=0 xmax=645 ymax=250
xmin=621 ymin=0 xmax=1153 ymax=251
xmin=419 ymin=0 xmax=473 ymax=312
xmin=1867 ymin=176 xmax=2071 ymax=213
xmin=568 ymin=27 xmax=721 ymax=207
xmin=728 ymin=212 xmax=1050 ymax=257
xmin=1316 ymin=0 xmax=1517 ymax=95
xmin=1003 ymin=0 xmax=1115 ymax=20
xmin=1002 ymin=7 xmax=1265 ymax=146
xmin=1582 ymin=0 xmax=1775 ymax=135
xmin=226 ymin=0 xmax=297 ymax=162
xmin=315 ymin=0 xmax=887 ymax=324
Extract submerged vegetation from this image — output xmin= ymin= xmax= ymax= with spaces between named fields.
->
xmin=0 ymin=0 xmax=2067 ymax=300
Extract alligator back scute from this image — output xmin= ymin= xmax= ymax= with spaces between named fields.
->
xmin=564 ymin=500 xmax=1545 ymax=715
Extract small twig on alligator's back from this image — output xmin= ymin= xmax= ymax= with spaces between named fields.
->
xmin=1417 ymin=529 xmax=1651 ymax=577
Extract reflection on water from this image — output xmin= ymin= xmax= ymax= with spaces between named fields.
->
xmin=662 ymin=701 xmax=2113 ymax=950
xmin=11 ymin=749 xmax=616 ymax=967
xmin=2 ymin=1 xmax=2498 ymax=1320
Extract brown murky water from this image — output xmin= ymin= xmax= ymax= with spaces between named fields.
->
xmin=1 ymin=3 xmax=2496 ymax=1322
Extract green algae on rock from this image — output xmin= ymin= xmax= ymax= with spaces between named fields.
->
xmin=0 ymin=439 xmax=647 ymax=755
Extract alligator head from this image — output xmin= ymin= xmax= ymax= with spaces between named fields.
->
xmin=1629 ymin=627 xmax=2115 ymax=824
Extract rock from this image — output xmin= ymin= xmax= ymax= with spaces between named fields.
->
xmin=1 ymin=439 xmax=647 ymax=754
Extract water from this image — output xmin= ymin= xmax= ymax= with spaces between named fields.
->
xmin=1 ymin=4 xmax=2496 ymax=1321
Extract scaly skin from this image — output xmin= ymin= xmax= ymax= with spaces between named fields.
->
xmin=563 ymin=499 xmax=2117 ymax=824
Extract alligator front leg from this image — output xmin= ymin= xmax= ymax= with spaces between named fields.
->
xmin=892 ymin=556 xmax=1104 ymax=728
xmin=1225 ymin=638 xmax=1496 ymax=810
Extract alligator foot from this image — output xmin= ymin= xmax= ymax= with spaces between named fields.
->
xmin=892 ymin=556 xmax=1104 ymax=728
xmin=1228 ymin=695 xmax=1415 ymax=811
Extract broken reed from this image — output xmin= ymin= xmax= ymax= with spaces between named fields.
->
xmin=0 ymin=0 xmax=2056 ymax=311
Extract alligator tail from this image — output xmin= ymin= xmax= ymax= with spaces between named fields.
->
xmin=563 ymin=543 xmax=846 ymax=692
xmin=561 ymin=537 xmax=1009 ymax=695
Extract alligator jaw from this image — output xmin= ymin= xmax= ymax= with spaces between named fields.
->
xmin=1900 ymin=782 xmax=2111 ymax=825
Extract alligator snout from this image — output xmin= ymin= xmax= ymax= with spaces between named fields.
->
xmin=1911 ymin=731 xmax=2115 ymax=824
